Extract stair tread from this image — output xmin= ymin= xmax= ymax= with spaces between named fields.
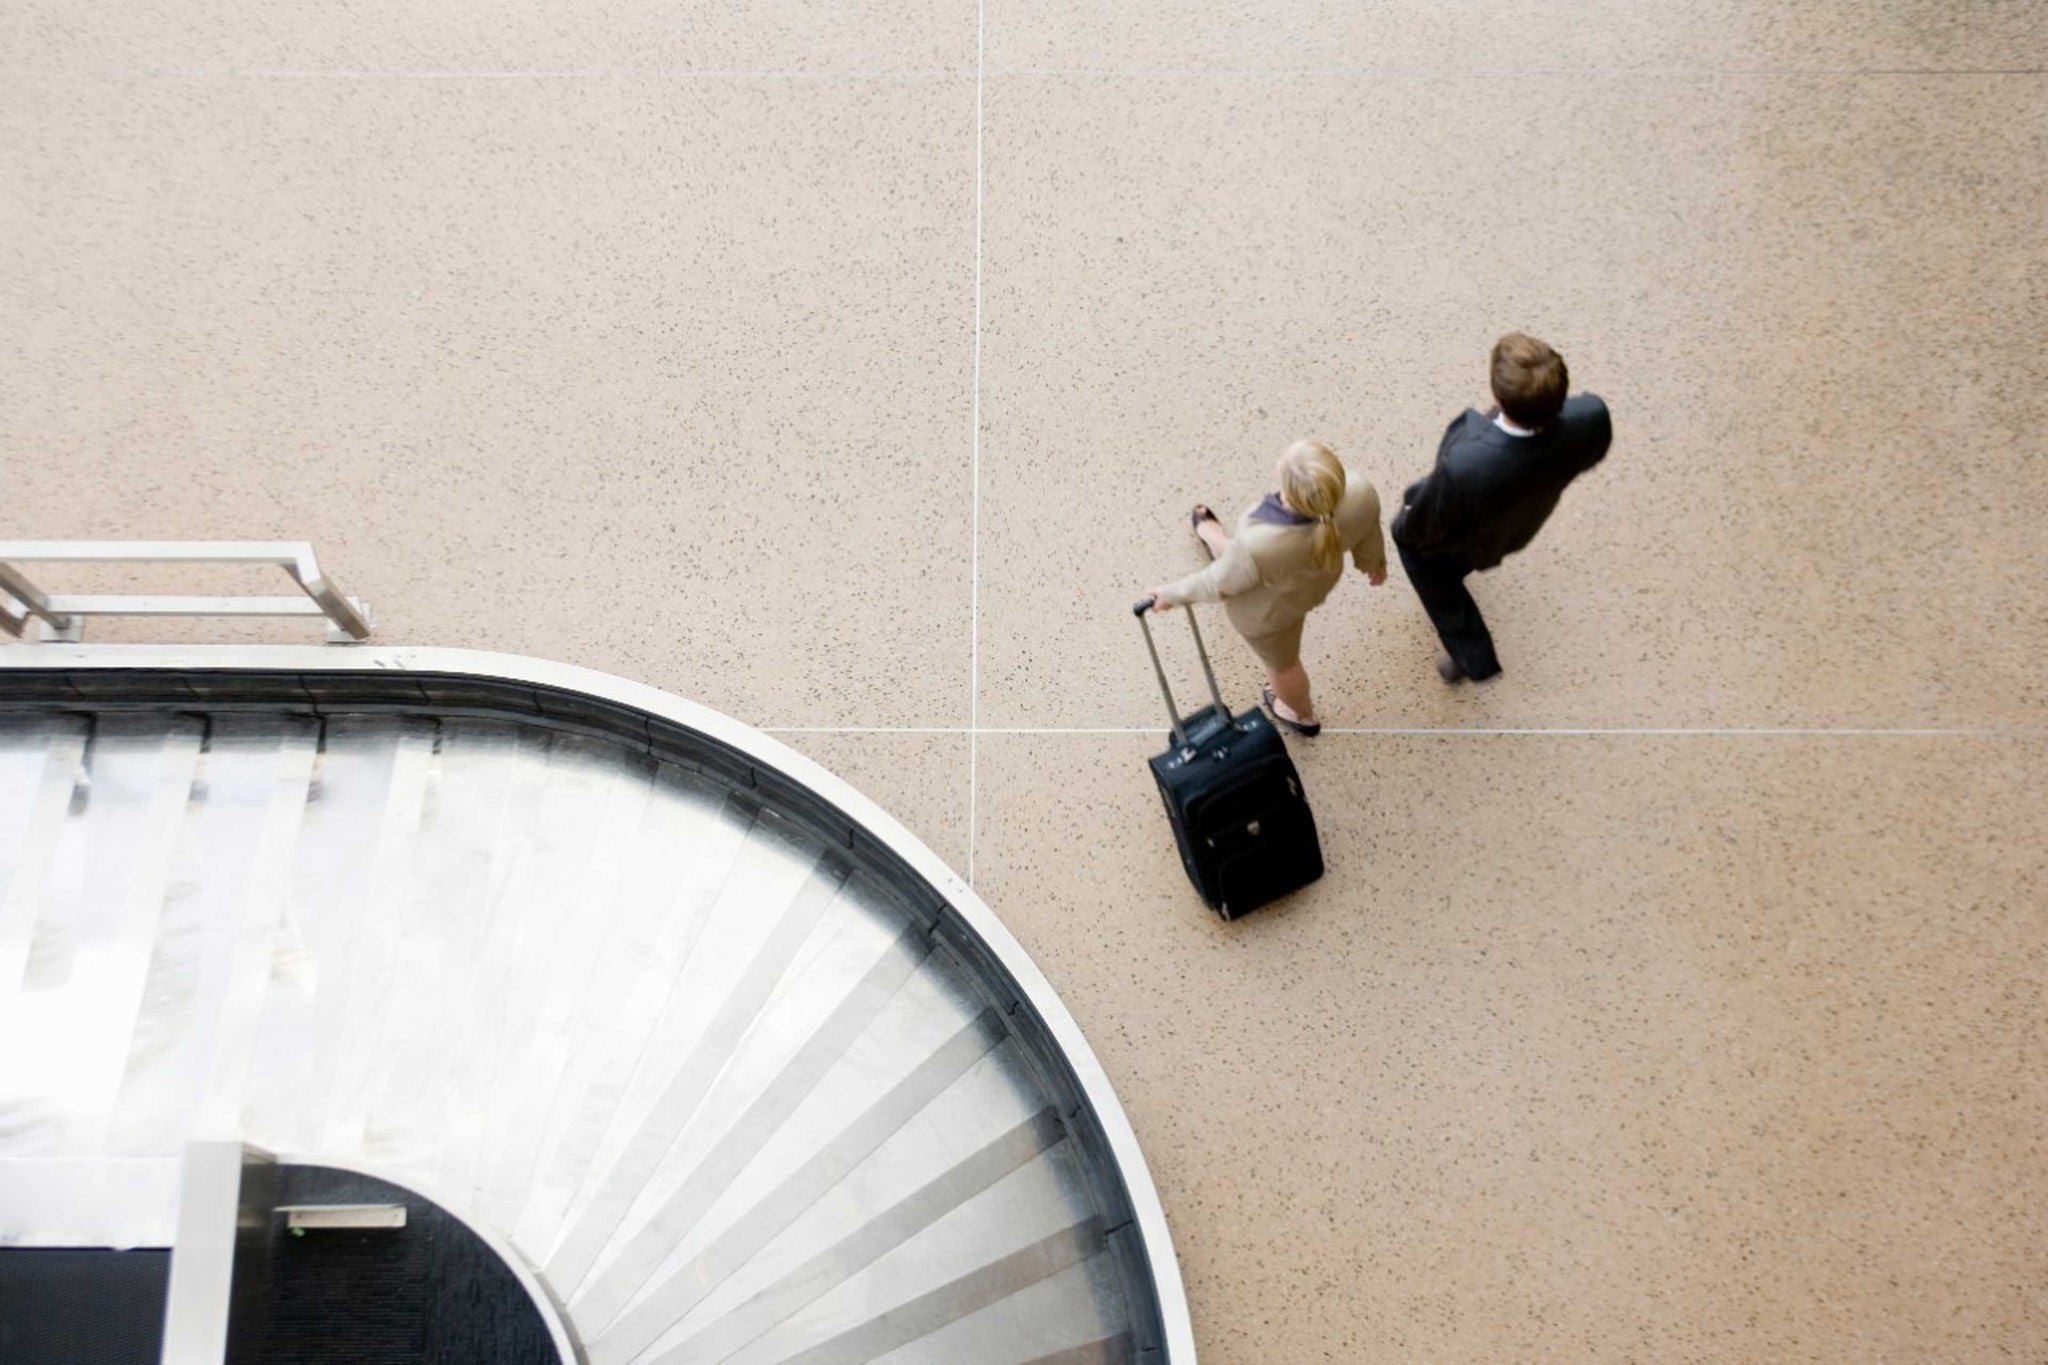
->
xmin=0 ymin=705 xmax=1149 ymax=1362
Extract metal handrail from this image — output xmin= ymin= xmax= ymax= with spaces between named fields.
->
xmin=0 ymin=541 xmax=372 ymax=643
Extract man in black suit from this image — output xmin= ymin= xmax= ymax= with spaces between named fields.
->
xmin=1391 ymin=333 xmax=1612 ymax=682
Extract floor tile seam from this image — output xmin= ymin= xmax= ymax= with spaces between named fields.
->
xmin=981 ymin=64 xmax=2048 ymax=79
xmin=1322 ymin=725 xmax=2041 ymax=737
xmin=762 ymin=725 xmax=2043 ymax=737
xmin=965 ymin=0 xmax=986 ymax=887
xmin=0 ymin=65 xmax=977 ymax=82
xmin=8 ymin=64 xmax=2037 ymax=83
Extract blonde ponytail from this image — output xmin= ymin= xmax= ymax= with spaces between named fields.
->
xmin=1279 ymin=439 xmax=1347 ymax=572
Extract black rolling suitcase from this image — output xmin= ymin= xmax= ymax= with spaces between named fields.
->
xmin=1133 ymin=598 xmax=1324 ymax=919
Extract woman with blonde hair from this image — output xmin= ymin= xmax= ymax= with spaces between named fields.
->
xmin=1145 ymin=440 xmax=1386 ymax=737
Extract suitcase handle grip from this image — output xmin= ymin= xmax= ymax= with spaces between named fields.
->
xmin=1133 ymin=595 xmax=1230 ymax=744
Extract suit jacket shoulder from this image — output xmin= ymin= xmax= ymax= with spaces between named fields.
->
xmin=1437 ymin=408 xmax=1489 ymax=463
xmin=1556 ymin=393 xmax=1613 ymax=471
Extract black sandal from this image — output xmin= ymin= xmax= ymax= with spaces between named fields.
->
xmin=1262 ymin=687 xmax=1322 ymax=738
xmin=1190 ymin=504 xmax=1221 ymax=560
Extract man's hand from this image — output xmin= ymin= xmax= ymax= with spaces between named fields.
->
xmin=1368 ymin=570 xmax=1387 ymax=587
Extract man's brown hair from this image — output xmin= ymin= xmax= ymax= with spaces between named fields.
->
xmin=1490 ymin=333 xmax=1568 ymax=429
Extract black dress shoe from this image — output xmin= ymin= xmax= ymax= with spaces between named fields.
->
xmin=1262 ymin=687 xmax=1322 ymax=737
xmin=1436 ymin=653 xmax=1466 ymax=684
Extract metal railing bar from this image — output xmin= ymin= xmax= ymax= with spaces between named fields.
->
xmin=42 ymin=595 xmax=333 ymax=617
xmin=0 ymin=540 xmax=310 ymax=564
xmin=0 ymin=541 xmax=370 ymax=643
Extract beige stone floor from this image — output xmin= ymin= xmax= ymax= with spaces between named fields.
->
xmin=5 ymin=3 xmax=2046 ymax=1359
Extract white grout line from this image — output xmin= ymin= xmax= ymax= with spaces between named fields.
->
xmin=7 ymin=64 xmax=2037 ymax=81
xmin=763 ymin=725 xmax=2040 ymax=738
xmin=984 ymin=64 xmax=2048 ymax=78
xmin=1318 ymin=726 xmax=2035 ymax=737
xmin=762 ymin=726 xmax=970 ymax=735
xmin=0 ymin=65 xmax=973 ymax=81
xmin=966 ymin=0 xmax=987 ymax=887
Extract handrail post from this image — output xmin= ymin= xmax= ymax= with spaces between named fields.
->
xmin=0 ymin=559 xmax=79 ymax=640
xmin=284 ymin=546 xmax=373 ymax=642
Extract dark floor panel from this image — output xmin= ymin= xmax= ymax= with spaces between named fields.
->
xmin=228 ymin=1166 xmax=559 ymax=1365
xmin=0 ymin=1166 xmax=557 ymax=1365
xmin=0 ymin=1248 xmax=169 ymax=1365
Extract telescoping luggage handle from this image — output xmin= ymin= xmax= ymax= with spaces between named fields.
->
xmin=1133 ymin=596 xmax=1230 ymax=748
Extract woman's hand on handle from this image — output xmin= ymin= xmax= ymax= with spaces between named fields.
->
xmin=1145 ymin=590 xmax=1177 ymax=613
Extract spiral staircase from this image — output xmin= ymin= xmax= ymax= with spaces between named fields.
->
xmin=0 ymin=545 xmax=1193 ymax=1365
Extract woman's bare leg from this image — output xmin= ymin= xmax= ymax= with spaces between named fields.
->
xmin=1267 ymin=662 xmax=1315 ymax=724
xmin=1195 ymin=507 xmax=1231 ymax=560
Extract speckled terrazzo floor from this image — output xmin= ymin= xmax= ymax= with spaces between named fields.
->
xmin=5 ymin=4 xmax=2046 ymax=1360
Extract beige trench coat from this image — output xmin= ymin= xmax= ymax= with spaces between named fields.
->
xmin=1157 ymin=479 xmax=1386 ymax=670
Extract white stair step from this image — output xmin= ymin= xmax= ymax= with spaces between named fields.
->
xmin=552 ymin=810 xmax=820 ymax=1255
xmin=608 ymin=879 xmax=918 ymax=1265
xmin=590 ymin=1008 xmax=1006 ymax=1365
xmin=600 ymin=967 xmax=1011 ymax=1327
xmin=0 ymin=719 xmax=89 ymax=1047
xmin=644 ymin=1110 xmax=1070 ymax=1365
xmin=289 ymin=718 xmax=439 ymax=1157
xmin=715 ymin=1137 xmax=1108 ymax=1365
xmin=868 ymin=1257 xmax=1135 ymax=1365
xmin=110 ymin=718 xmax=317 ymax=1151
xmin=652 ymin=1037 xmax=1056 ymax=1344
xmin=473 ymin=746 xmax=660 ymax=1232
xmin=18 ymin=718 xmax=202 ymax=1154
xmin=574 ymin=919 xmax=934 ymax=1336
xmin=441 ymin=731 xmax=649 ymax=1207
xmin=720 ymin=1216 xmax=1107 ymax=1365
xmin=511 ymin=779 xmax=757 ymax=1257
xmin=362 ymin=720 xmax=545 ymax=1172
xmin=547 ymin=838 xmax=853 ymax=1296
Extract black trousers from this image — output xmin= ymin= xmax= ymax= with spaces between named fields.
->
xmin=1397 ymin=544 xmax=1502 ymax=680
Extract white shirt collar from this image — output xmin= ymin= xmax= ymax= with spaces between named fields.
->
xmin=1492 ymin=412 xmax=1537 ymax=438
